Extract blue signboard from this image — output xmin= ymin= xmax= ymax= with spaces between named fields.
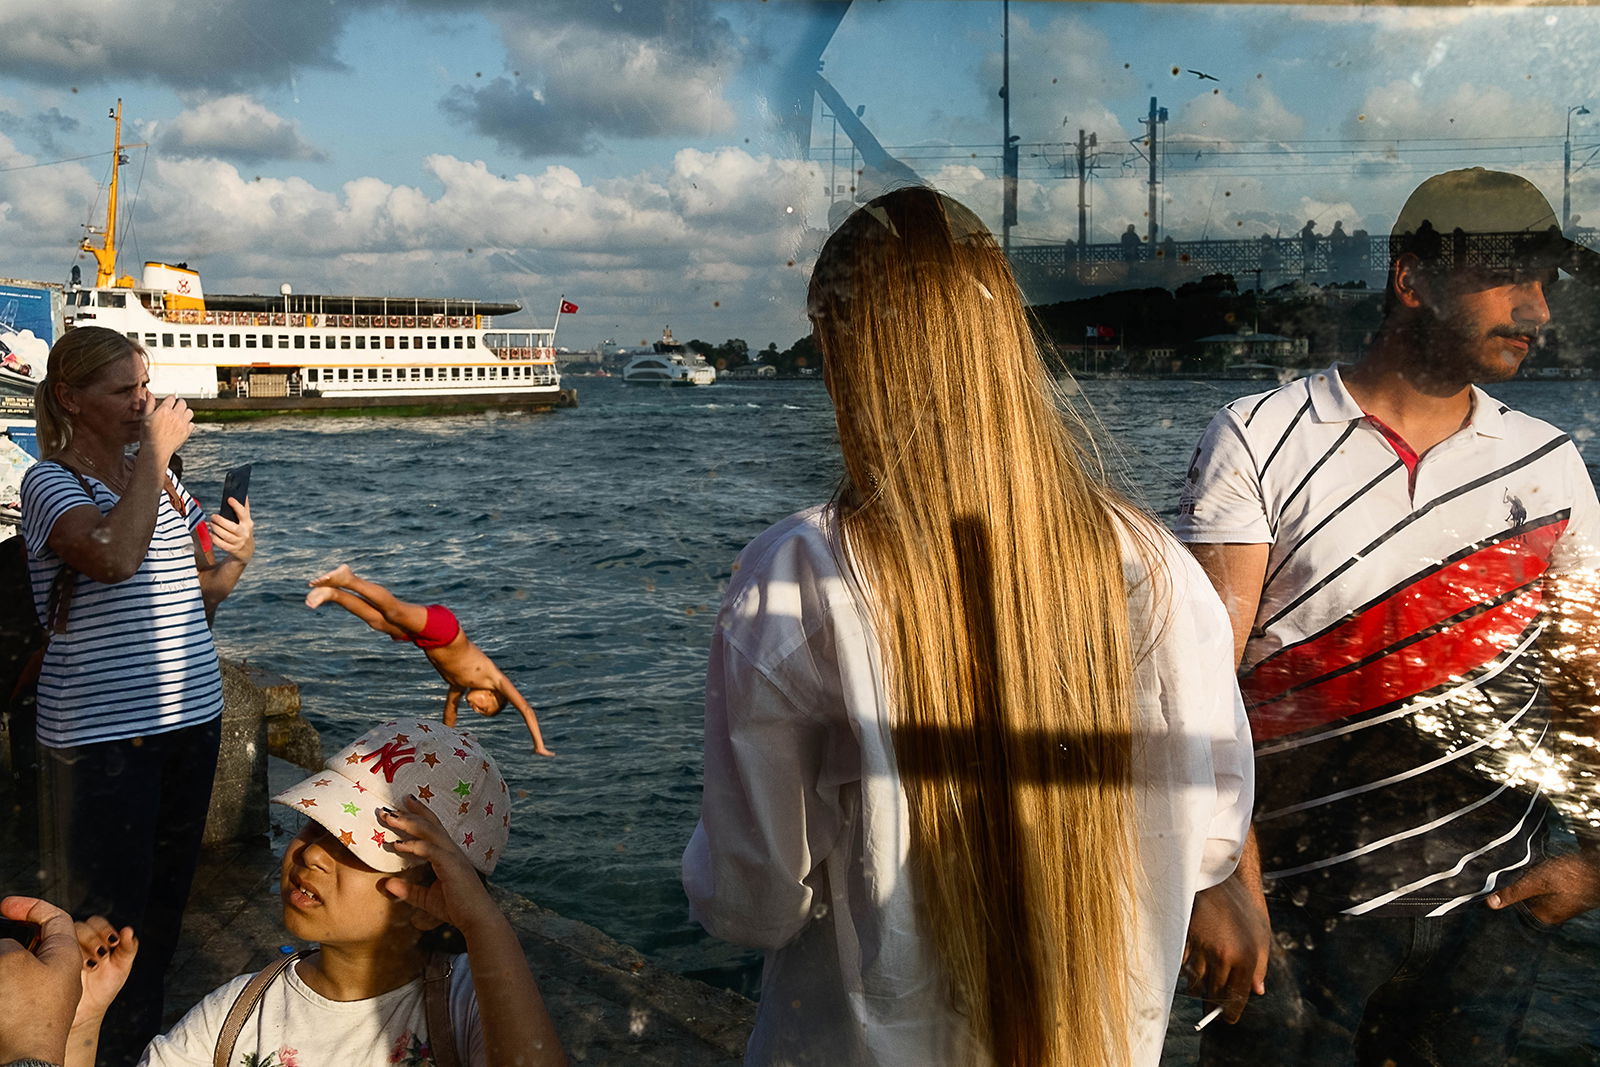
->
xmin=0 ymin=282 xmax=55 ymax=378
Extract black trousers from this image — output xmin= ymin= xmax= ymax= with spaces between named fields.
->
xmin=40 ymin=716 xmax=221 ymax=1067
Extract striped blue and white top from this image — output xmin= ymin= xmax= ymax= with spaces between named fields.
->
xmin=21 ymin=460 xmax=222 ymax=748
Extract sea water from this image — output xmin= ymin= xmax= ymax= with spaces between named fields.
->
xmin=176 ymin=376 xmax=1600 ymax=1060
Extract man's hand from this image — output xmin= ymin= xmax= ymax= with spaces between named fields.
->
xmin=0 ymin=895 xmax=85 ymax=1064
xmin=1183 ymin=872 xmax=1271 ymax=1024
xmin=1487 ymin=851 xmax=1600 ymax=924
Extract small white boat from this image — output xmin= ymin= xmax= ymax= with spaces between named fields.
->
xmin=622 ymin=327 xmax=716 ymax=386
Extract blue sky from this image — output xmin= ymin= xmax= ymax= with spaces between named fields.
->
xmin=4 ymin=1 xmax=1600 ymax=350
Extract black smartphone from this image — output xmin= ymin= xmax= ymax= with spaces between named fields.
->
xmin=0 ymin=917 xmax=40 ymax=951
xmin=219 ymin=464 xmax=252 ymax=522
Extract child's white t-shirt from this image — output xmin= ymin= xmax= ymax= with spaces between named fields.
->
xmin=137 ymin=953 xmax=486 ymax=1067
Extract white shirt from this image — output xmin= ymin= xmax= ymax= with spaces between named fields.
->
xmin=138 ymin=953 xmax=486 ymax=1067
xmin=683 ymin=504 xmax=1253 ymax=1066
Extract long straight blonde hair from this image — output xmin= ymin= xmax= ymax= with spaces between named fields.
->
xmin=810 ymin=188 xmax=1142 ymax=1066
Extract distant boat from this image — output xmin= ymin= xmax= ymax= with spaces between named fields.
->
xmin=63 ymin=101 xmax=575 ymax=418
xmin=622 ymin=326 xmax=716 ymax=386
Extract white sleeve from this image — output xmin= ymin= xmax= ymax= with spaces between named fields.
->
xmin=448 ymin=955 xmax=488 ymax=1067
xmin=137 ymin=975 xmax=252 ymax=1067
xmin=1173 ymin=406 xmax=1273 ymax=545
xmin=1550 ymin=440 xmax=1600 ymax=576
xmin=1148 ymin=543 xmax=1255 ymax=888
xmin=682 ymin=631 xmax=846 ymax=950
xmin=20 ymin=461 xmax=97 ymax=559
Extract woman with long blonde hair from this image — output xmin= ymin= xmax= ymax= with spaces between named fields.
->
xmin=684 ymin=188 xmax=1252 ymax=1066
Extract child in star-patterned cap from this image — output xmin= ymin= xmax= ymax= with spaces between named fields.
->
xmin=60 ymin=719 xmax=567 ymax=1067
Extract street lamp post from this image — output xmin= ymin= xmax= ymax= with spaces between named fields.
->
xmin=1566 ymin=104 xmax=1590 ymax=234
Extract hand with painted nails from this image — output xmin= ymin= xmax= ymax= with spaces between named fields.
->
xmin=378 ymin=795 xmax=505 ymax=942
xmin=70 ymin=914 xmax=138 ymax=1032
xmin=0 ymin=895 xmax=86 ymax=1065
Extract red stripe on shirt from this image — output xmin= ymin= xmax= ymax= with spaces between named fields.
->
xmin=1243 ymin=521 xmax=1564 ymax=740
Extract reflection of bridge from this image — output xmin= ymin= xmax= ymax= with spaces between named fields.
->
xmin=1009 ymin=233 xmax=1389 ymax=303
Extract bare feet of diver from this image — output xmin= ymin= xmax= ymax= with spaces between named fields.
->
xmin=308 ymin=563 xmax=355 ymax=588
xmin=304 ymin=586 xmax=337 ymax=609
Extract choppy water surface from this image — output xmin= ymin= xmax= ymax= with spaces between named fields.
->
xmin=179 ymin=375 xmax=1600 ymax=1059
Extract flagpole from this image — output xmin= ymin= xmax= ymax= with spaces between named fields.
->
xmin=552 ymin=294 xmax=565 ymax=344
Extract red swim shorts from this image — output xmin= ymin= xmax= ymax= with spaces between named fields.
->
xmin=409 ymin=604 xmax=461 ymax=650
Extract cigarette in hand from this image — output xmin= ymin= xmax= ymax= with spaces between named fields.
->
xmin=1194 ymin=1005 xmax=1225 ymax=1031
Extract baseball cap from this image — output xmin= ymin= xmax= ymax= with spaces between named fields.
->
xmin=272 ymin=718 xmax=511 ymax=875
xmin=1390 ymin=167 xmax=1600 ymax=278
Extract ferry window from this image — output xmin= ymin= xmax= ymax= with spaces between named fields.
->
xmin=106 ymin=293 xmax=125 ymax=308
xmin=245 ymin=335 xmax=257 ymax=349
xmin=162 ymin=333 xmax=174 ymax=347
xmin=279 ymin=336 xmax=290 ymax=349
xmin=338 ymin=369 xmax=348 ymax=382
xmin=354 ymin=336 xmax=366 ymax=349
xmin=426 ymin=337 xmax=437 ymax=350
xmin=213 ymin=334 xmax=224 ymax=347
xmin=424 ymin=368 xmax=435 ymax=380
xmin=144 ymin=333 xmax=157 ymax=348
xmin=306 ymin=369 xmax=318 ymax=383
xmin=370 ymin=335 xmax=380 ymax=348
xmin=294 ymin=336 xmax=305 ymax=350
xmin=381 ymin=368 xmax=392 ymax=381
xmin=453 ymin=337 xmax=463 ymax=349
xmin=229 ymin=335 xmax=241 ymax=349
xmin=340 ymin=336 xmax=351 ymax=350
xmin=466 ymin=337 xmax=476 ymax=349
xmin=451 ymin=368 xmax=461 ymax=380
xmin=386 ymin=337 xmax=396 ymax=350
xmin=196 ymin=335 xmax=208 ymax=348
xmin=413 ymin=335 xmax=423 ymax=348
xmin=178 ymin=335 xmax=191 ymax=348
xmin=309 ymin=336 xmax=320 ymax=350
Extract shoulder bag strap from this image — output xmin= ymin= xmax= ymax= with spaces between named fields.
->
xmin=164 ymin=472 xmax=215 ymax=567
xmin=42 ymin=462 xmax=96 ymax=635
xmin=423 ymin=952 xmax=462 ymax=1067
xmin=214 ymin=951 xmax=300 ymax=1067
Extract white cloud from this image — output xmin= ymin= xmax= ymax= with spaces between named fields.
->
xmin=155 ymin=96 xmax=325 ymax=163
xmin=0 ymin=144 xmax=824 ymax=347
xmin=0 ymin=0 xmax=349 ymax=89
xmin=442 ymin=12 xmax=739 ymax=157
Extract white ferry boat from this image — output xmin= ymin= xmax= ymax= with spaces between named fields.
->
xmin=622 ymin=326 xmax=716 ymax=386
xmin=65 ymin=102 xmax=574 ymax=418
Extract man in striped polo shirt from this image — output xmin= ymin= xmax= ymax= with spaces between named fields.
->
xmin=1176 ymin=169 xmax=1600 ymax=1064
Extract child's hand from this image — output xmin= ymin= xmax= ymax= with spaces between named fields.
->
xmin=71 ymin=916 xmax=138 ymax=1030
xmin=379 ymin=796 xmax=504 ymax=941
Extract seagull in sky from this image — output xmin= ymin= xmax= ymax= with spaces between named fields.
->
xmin=1188 ymin=69 xmax=1220 ymax=81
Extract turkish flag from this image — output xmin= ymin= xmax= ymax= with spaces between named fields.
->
xmin=559 ymin=300 xmax=579 ymax=314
